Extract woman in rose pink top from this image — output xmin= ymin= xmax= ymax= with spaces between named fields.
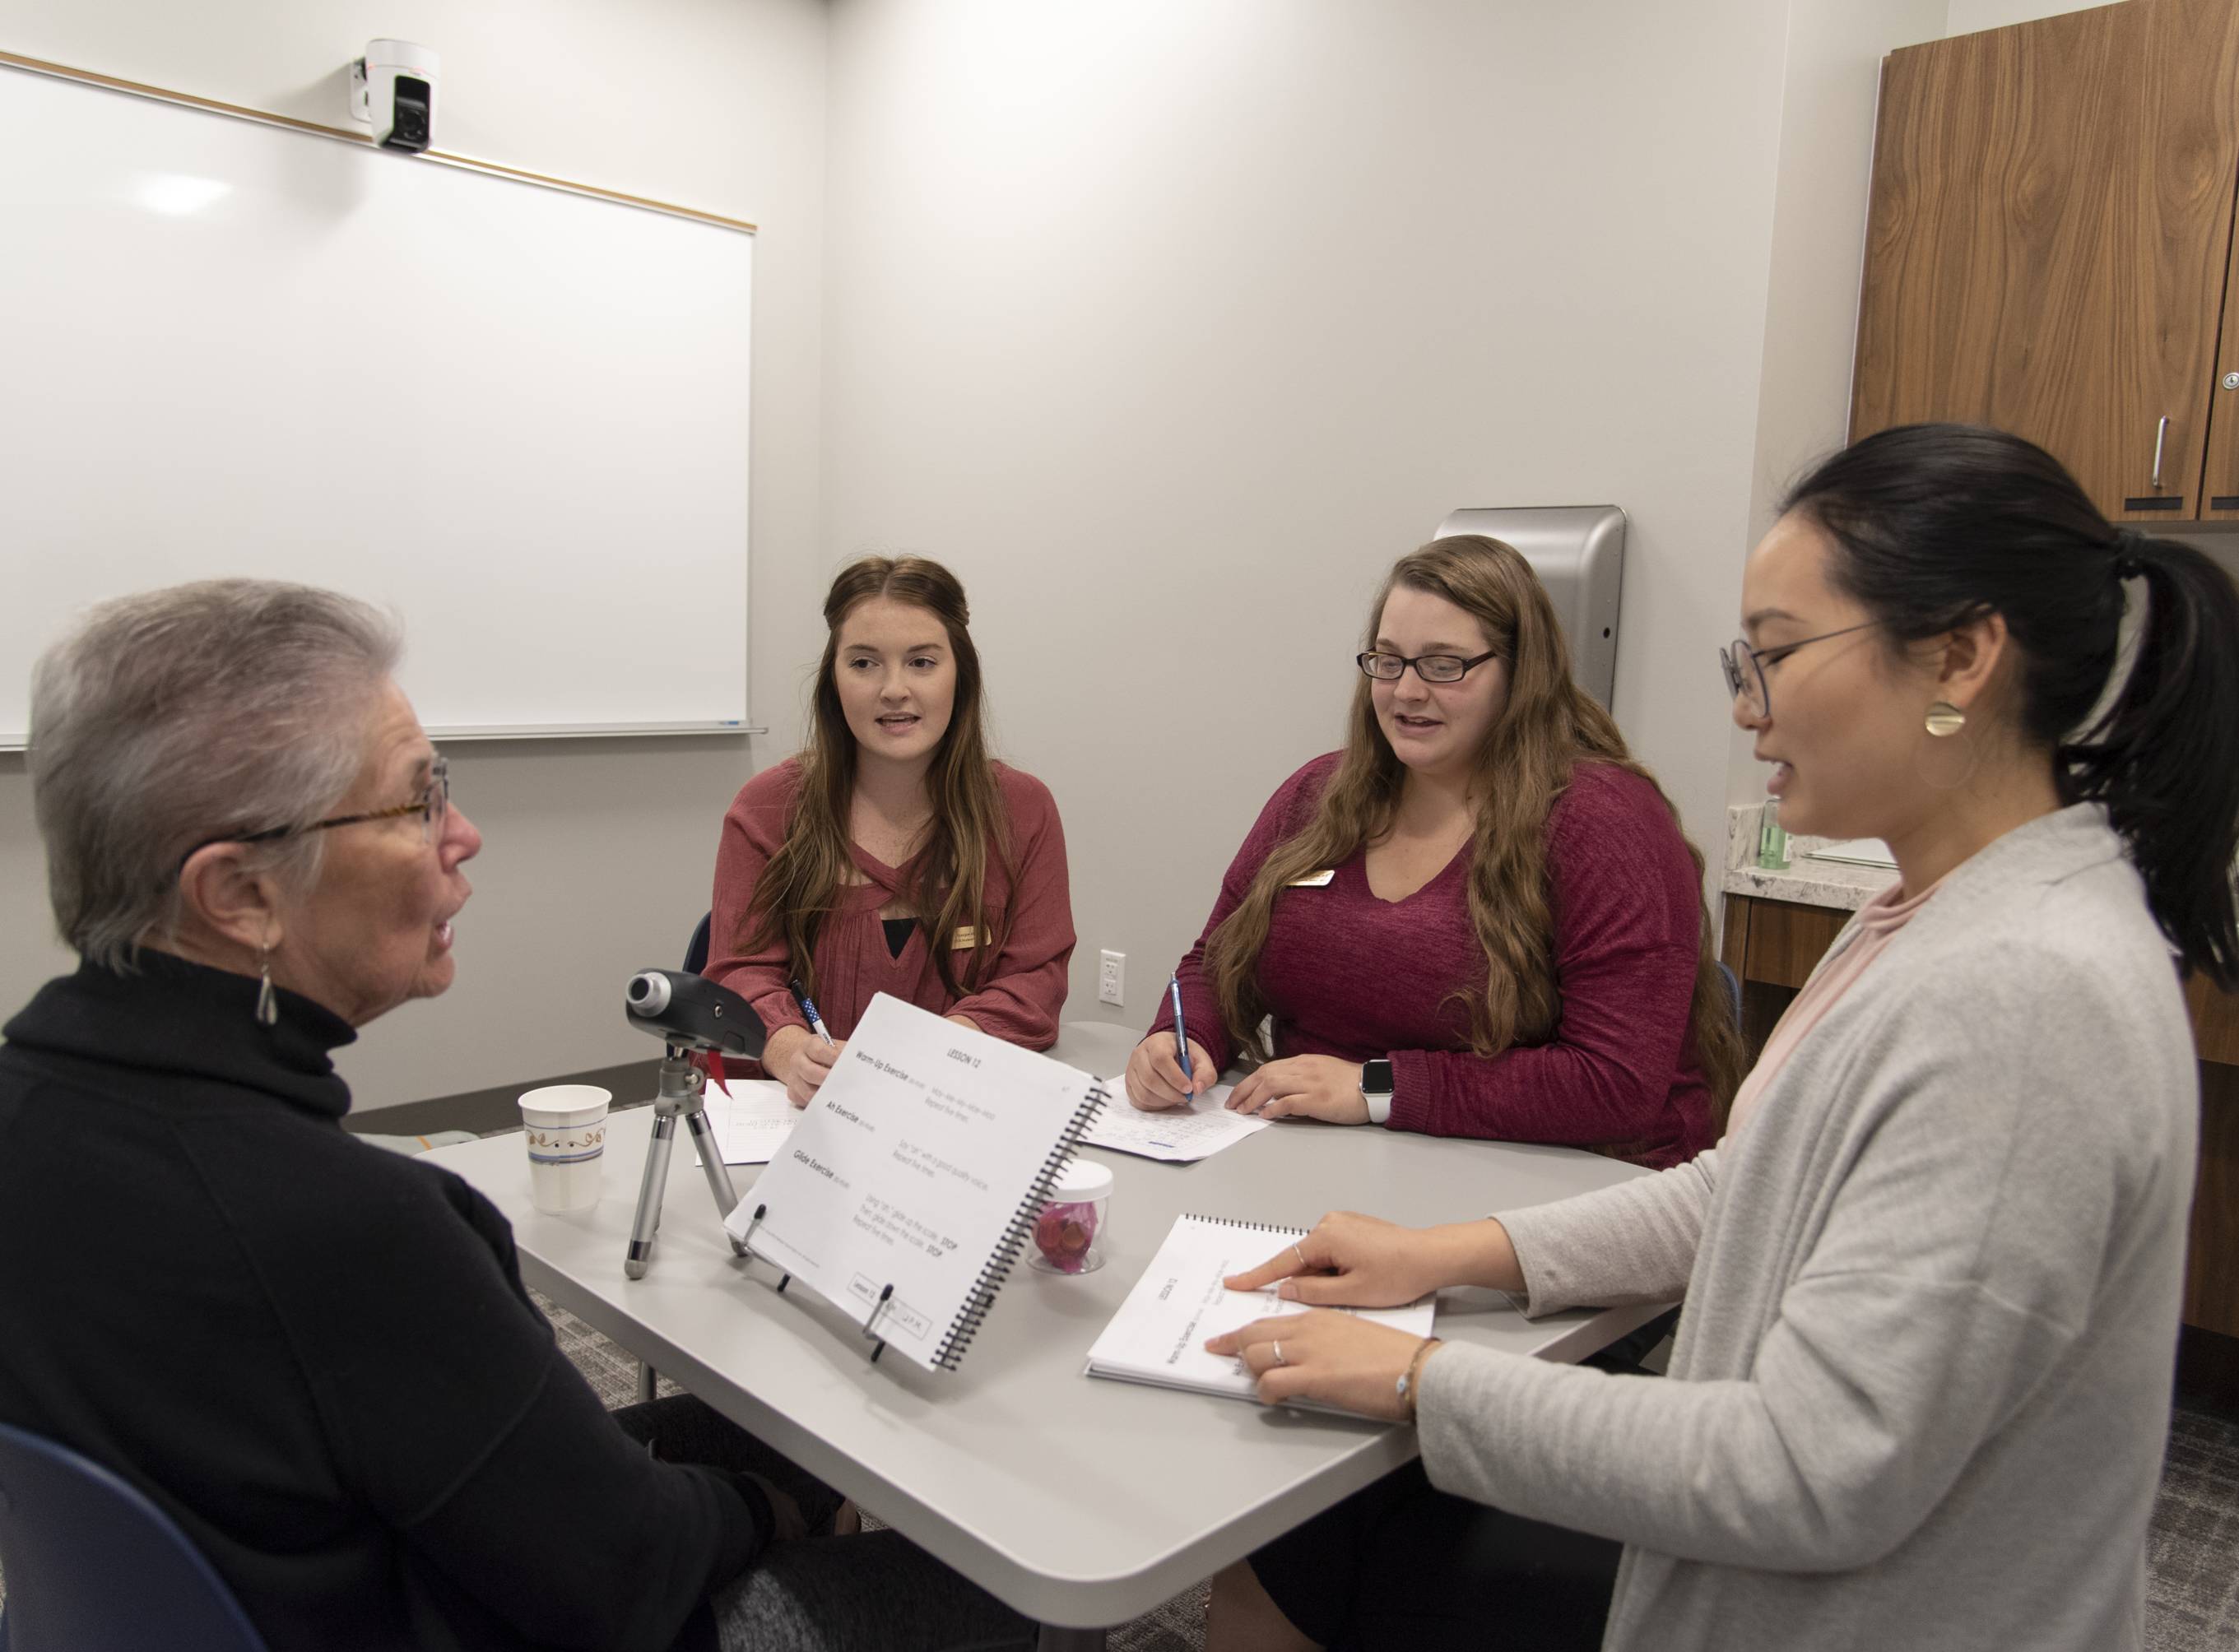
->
xmin=705 ymin=556 xmax=1074 ymax=1102
xmin=1124 ymin=534 xmax=1743 ymax=1170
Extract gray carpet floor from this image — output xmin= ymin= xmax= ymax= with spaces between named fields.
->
xmin=542 ymin=1292 xmax=2239 ymax=1651
xmin=2148 ymin=1408 xmax=2239 ymax=1647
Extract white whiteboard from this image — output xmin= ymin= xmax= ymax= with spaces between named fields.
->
xmin=0 ymin=60 xmax=752 ymax=747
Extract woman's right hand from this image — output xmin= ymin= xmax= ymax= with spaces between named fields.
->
xmin=1125 ymin=1033 xmax=1217 ymax=1111
xmin=765 ymin=1025 xmax=845 ymax=1108
xmin=1222 ymin=1211 xmax=1521 ymax=1306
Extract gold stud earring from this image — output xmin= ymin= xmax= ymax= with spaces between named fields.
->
xmin=1925 ymin=700 xmax=1966 ymax=738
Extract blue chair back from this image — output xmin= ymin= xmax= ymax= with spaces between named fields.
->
xmin=683 ymin=911 xmax=713 ymax=975
xmin=1716 ymin=960 xmax=1742 ymax=1031
xmin=0 ymin=1420 xmax=268 ymax=1652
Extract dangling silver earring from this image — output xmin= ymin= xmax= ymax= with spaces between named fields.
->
xmin=1925 ymin=700 xmax=1966 ymax=737
xmin=256 ymin=941 xmax=279 ymax=1027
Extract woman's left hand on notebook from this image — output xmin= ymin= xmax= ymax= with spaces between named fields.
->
xmin=1204 ymin=1309 xmax=1425 ymax=1420
xmin=1225 ymin=1056 xmax=1369 ymax=1123
xmin=1225 ymin=1210 xmax=1443 ymax=1308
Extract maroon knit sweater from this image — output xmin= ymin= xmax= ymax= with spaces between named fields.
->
xmin=706 ymin=759 xmax=1075 ymax=1071
xmin=1148 ymin=754 xmax=1714 ymax=1168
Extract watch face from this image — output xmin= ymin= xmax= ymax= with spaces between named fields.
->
xmin=1363 ymin=1059 xmax=1394 ymax=1093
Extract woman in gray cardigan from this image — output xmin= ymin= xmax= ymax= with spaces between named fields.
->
xmin=1200 ymin=424 xmax=2239 ymax=1652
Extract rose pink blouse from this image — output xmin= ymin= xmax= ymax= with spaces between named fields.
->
xmin=1724 ymin=873 xmax=1944 ymax=1139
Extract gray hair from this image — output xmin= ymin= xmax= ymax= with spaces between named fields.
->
xmin=29 ymin=579 xmax=403 ymax=970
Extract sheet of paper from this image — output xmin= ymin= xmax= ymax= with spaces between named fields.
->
xmin=1086 ymin=1214 xmax=1435 ymax=1404
xmin=1080 ymin=1082 xmax=1269 ymax=1162
xmin=727 ymin=994 xmax=1103 ymax=1373
xmin=691 ymin=1079 xmax=799 ymax=1167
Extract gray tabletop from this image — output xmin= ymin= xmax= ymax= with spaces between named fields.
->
xmin=425 ymin=1021 xmax=1664 ymax=1629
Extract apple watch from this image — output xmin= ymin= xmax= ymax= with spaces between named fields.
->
xmin=1360 ymin=1058 xmax=1395 ymax=1125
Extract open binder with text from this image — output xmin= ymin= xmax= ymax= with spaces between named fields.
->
xmin=724 ymin=993 xmax=1108 ymax=1373
xmin=1085 ymin=1213 xmax=1438 ymax=1406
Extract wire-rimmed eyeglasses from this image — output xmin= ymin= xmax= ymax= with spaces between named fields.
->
xmin=1357 ymin=648 xmax=1501 ymax=684
xmin=182 ymin=754 xmax=451 ymax=869
xmin=1718 ymin=624 xmax=1877 ymax=718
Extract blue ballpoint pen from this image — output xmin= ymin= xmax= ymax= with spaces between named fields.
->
xmin=789 ymin=977 xmax=837 ymax=1046
xmin=1168 ymin=974 xmax=1196 ymax=1098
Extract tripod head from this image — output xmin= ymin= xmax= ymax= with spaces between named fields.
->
xmin=625 ymin=970 xmax=769 ymax=1061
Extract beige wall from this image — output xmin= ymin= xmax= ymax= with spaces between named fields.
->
xmin=2 ymin=0 xmax=2093 ymax=1105
xmin=820 ymin=0 xmax=1966 ymax=1033
xmin=1946 ymin=0 xmax=2111 ymax=34
xmin=1723 ymin=0 xmax=1950 ymax=810
xmin=0 ymin=0 xmax=828 ymax=1110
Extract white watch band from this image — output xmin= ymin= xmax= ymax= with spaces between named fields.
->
xmin=1362 ymin=1083 xmax=1393 ymax=1125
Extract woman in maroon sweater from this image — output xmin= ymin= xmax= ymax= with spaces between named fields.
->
xmin=1125 ymin=536 xmax=1738 ymax=1168
xmin=708 ymin=556 xmax=1074 ymax=1102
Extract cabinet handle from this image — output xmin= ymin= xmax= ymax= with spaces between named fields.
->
xmin=2152 ymin=415 xmax=2170 ymax=489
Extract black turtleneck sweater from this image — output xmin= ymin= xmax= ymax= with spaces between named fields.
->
xmin=0 ymin=954 xmax=765 ymax=1652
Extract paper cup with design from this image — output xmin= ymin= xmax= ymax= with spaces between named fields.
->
xmin=519 ymin=1085 xmax=611 ymax=1213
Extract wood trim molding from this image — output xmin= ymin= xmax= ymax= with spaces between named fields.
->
xmin=0 ymin=49 xmax=755 ymax=234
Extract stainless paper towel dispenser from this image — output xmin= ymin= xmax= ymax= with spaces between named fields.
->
xmin=1432 ymin=505 xmax=1626 ymax=708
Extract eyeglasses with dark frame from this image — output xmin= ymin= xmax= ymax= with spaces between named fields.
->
xmin=1719 ymin=623 xmax=1878 ymax=718
xmin=1356 ymin=648 xmax=1502 ymax=684
xmin=181 ymin=754 xmax=451 ymax=870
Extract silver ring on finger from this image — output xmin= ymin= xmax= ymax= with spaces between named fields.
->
xmin=1271 ymin=1340 xmax=1286 ymax=1367
xmin=1292 ymin=1243 xmax=1308 ymax=1268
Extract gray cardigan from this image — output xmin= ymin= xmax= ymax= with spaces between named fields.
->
xmin=1417 ymin=805 xmax=2197 ymax=1651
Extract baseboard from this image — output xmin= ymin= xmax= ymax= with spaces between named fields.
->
xmin=341 ymin=1058 xmax=662 ymax=1139
xmin=2177 ymin=1325 xmax=2239 ymax=1423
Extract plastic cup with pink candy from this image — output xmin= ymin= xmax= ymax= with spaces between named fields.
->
xmin=1029 ymin=1157 xmax=1113 ymax=1274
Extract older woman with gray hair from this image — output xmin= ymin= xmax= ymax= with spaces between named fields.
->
xmin=0 ymin=580 xmax=1032 ymax=1652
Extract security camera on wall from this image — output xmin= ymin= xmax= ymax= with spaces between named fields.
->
xmin=349 ymin=39 xmax=439 ymax=153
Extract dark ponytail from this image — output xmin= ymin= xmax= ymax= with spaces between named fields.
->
xmin=1784 ymin=423 xmax=2239 ymax=987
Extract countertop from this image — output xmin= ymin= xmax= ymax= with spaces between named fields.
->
xmin=1720 ymin=803 xmax=1899 ymax=912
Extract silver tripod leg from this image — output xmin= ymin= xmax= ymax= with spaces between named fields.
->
xmin=685 ymin=1107 xmax=748 ymax=1255
xmin=625 ymin=1047 xmax=749 ymax=1279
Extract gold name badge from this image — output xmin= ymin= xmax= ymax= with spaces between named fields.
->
xmin=1286 ymin=870 xmax=1336 ymax=888
xmin=950 ymin=926 xmax=983 ymax=949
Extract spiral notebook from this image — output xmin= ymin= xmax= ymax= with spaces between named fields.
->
xmin=1085 ymin=1213 xmax=1437 ymax=1404
xmin=724 ymin=993 xmax=1108 ymax=1374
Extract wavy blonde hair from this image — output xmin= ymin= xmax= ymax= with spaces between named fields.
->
xmin=1202 ymin=536 xmax=1744 ymax=1125
xmin=742 ymin=556 xmax=1008 ymax=1000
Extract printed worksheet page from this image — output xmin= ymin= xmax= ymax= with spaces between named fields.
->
xmin=1082 ymin=1082 xmax=1268 ymax=1162
xmin=692 ymin=1079 xmax=798 ymax=1167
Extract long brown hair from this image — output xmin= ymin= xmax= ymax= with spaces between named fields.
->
xmin=1202 ymin=536 xmax=1744 ymax=1123
xmin=743 ymin=556 xmax=1008 ymax=999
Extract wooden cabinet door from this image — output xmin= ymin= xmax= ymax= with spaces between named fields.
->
xmin=2197 ymin=188 xmax=2239 ymax=520
xmin=1851 ymin=0 xmax=2239 ymax=523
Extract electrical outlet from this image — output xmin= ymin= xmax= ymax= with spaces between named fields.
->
xmin=1098 ymin=949 xmax=1125 ymax=1006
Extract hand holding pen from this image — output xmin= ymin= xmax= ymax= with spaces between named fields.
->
xmin=1121 ymin=974 xmax=1216 ymax=1111
xmin=774 ymin=977 xmax=843 ymax=1109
